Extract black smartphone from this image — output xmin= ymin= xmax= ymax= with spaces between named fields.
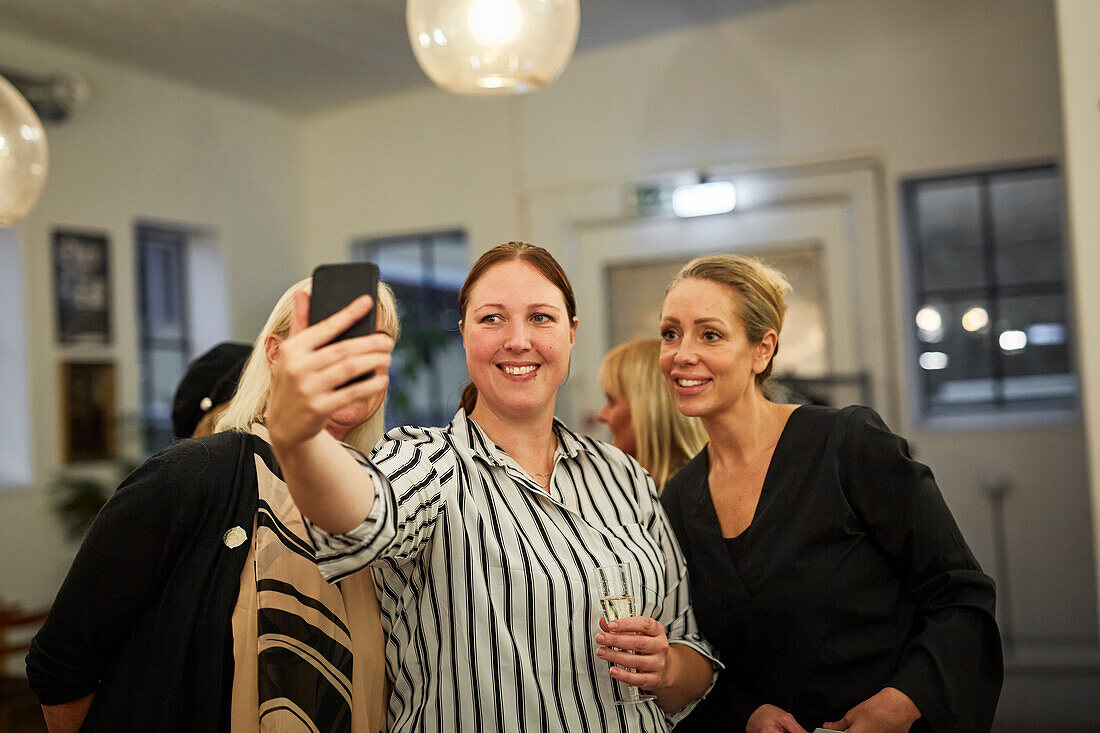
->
xmin=308 ymin=262 xmax=380 ymax=342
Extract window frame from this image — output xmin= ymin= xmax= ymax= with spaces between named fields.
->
xmin=900 ymin=161 xmax=1080 ymax=429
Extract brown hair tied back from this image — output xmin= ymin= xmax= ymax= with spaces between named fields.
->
xmin=457 ymin=241 xmax=577 ymax=414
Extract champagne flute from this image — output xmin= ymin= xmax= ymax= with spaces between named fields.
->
xmin=595 ymin=562 xmax=656 ymax=705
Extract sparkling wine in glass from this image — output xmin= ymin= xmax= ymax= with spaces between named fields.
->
xmin=596 ymin=562 xmax=656 ymax=705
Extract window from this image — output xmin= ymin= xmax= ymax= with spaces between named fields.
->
xmin=903 ymin=165 xmax=1076 ymax=418
xmin=351 ymin=230 xmax=468 ymax=429
xmin=135 ymin=224 xmax=228 ymax=452
xmin=0 ymin=228 xmax=32 ymax=487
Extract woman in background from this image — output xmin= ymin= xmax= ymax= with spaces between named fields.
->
xmin=597 ymin=338 xmax=707 ymax=491
xmin=170 ymin=341 xmax=251 ymax=440
xmin=28 ymin=276 xmax=399 ymax=733
xmin=657 ymin=254 xmax=1002 ymax=733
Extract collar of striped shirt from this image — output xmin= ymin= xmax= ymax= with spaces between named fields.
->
xmin=456 ymin=409 xmax=597 ymax=469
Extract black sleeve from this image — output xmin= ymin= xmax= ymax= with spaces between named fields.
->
xmin=842 ymin=407 xmax=1003 ymax=732
xmin=26 ymin=441 xmax=220 ymax=705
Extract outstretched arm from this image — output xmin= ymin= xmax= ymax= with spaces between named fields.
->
xmin=267 ymin=290 xmax=393 ymax=533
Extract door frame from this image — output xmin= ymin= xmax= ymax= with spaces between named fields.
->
xmin=522 ymin=158 xmax=893 ymax=429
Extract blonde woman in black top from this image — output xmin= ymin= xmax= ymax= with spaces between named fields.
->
xmin=657 ymin=254 xmax=1002 ymax=733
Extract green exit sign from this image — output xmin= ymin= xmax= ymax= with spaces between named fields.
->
xmin=628 ymin=183 xmax=671 ymax=217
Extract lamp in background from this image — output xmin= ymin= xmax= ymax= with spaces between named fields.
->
xmin=0 ymin=73 xmax=48 ymax=227
xmin=407 ymin=0 xmax=580 ymax=95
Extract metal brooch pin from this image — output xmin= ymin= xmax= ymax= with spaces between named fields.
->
xmin=223 ymin=526 xmax=248 ymax=549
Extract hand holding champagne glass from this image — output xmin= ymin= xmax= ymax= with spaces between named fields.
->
xmin=595 ymin=562 xmax=657 ymax=705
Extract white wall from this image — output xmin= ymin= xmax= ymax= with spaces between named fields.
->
xmin=0 ymin=28 xmax=302 ymax=608
xmin=302 ymin=0 xmax=1097 ymax=719
xmin=300 ymin=91 xmax=520 ymax=266
xmin=1058 ymin=0 xmax=1100 ymax=636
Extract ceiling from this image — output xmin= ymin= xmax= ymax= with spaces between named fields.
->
xmin=0 ymin=0 xmax=803 ymax=114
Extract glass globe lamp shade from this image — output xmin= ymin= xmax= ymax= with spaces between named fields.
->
xmin=0 ymin=74 xmax=48 ymax=227
xmin=407 ymin=0 xmax=580 ymax=95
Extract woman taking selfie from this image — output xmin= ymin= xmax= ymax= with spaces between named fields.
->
xmin=597 ymin=338 xmax=707 ymax=492
xmin=28 ymin=277 xmax=400 ymax=732
xmin=266 ymin=242 xmax=719 ymax=732
xmin=657 ymin=254 xmax=1002 ymax=733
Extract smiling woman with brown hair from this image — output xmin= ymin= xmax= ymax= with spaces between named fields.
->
xmin=264 ymin=241 xmax=721 ymax=732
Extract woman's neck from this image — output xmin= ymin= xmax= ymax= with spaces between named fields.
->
xmin=469 ymin=402 xmax=559 ymax=475
xmin=702 ymin=389 xmax=789 ymax=470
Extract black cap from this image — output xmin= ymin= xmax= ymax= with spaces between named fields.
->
xmin=171 ymin=342 xmax=252 ymax=439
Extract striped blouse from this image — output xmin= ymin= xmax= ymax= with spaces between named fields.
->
xmin=307 ymin=409 xmax=719 ymax=733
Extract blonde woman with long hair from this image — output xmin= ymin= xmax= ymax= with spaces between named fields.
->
xmin=598 ymin=339 xmax=707 ymax=491
xmin=28 ymin=276 xmax=399 ymax=733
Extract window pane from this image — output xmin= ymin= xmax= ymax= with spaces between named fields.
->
xmin=914 ymin=178 xmax=985 ymax=291
xmin=354 ymin=232 xmax=469 ymax=430
xmin=140 ymin=240 xmax=186 ymax=339
xmin=995 ymin=294 xmax=1075 ymax=403
xmin=139 ymin=346 xmax=187 ymax=450
xmin=920 ymin=299 xmax=995 ymax=409
xmin=990 ymin=169 xmax=1065 ymax=286
xmin=137 ymin=227 xmax=191 ymax=453
xmin=374 ymin=240 xmax=425 ymax=285
xmin=427 ymin=236 xmax=468 ymax=290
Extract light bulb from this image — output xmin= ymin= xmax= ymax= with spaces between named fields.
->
xmin=468 ymin=0 xmax=523 ymax=46
xmin=915 ymin=306 xmax=942 ymax=332
xmin=961 ymin=306 xmax=989 ymax=332
xmin=407 ymin=0 xmax=579 ymax=95
xmin=999 ymin=330 xmax=1027 ymax=352
xmin=919 ymin=352 xmax=949 ymax=370
xmin=671 ymin=181 xmax=737 ymax=218
xmin=0 ymin=74 xmax=48 ymax=226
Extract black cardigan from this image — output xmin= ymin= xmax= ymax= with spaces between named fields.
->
xmin=27 ymin=431 xmax=261 ymax=731
xmin=662 ymin=405 xmax=1003 ymax=732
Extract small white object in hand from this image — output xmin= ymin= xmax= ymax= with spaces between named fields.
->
xmin=223 ymin=526 xmax=248 ymax=548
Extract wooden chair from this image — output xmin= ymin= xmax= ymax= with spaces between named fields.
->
xmin=0 ymin=600 xmax=49 ymax=733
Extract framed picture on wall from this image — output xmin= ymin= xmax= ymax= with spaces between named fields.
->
xmin=59 ymin=361 xmax=117 ymax=463
xmin=53 ymin=229 xmax=111 ymax=345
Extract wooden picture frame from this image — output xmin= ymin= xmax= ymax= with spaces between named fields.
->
xmin=60 ymin=361 xmax=117 ymax=463
xmin=53 ymin=229 xmax=112 ymax=345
